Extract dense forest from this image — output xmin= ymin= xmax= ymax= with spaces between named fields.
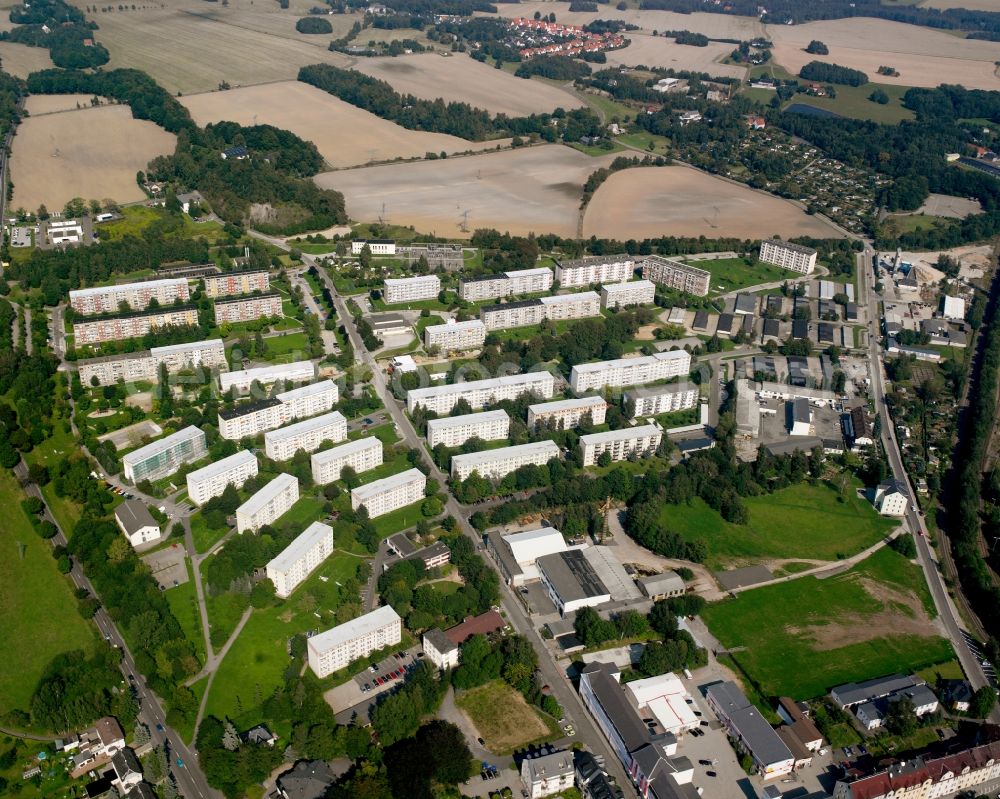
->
xmin=3 ymin=0 xmax=109 ymax=68
xmin=515 ymin=55 xmax=591 ymax=81
xmin=799 ymin=61 xmax=869 ymax=87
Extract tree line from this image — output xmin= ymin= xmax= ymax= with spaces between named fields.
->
xmin=799 ymin=61 xmax=869 ymax=86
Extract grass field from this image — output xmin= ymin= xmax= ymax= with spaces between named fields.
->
xmin=781 ymin=82 xmax=913 ymax=124
xmin=455 ymin=681 xmax=556 ymax=755
xmin=25 ymin=420 xmax=84 ymax=536
xmin=191 ymin=512 xmax=229 ymax=554
xmin=204 ymin=552 xmax=365 ymax=726
xmin=702 ymin=548 xmax=954 ymax=698
xmin=687 ymin=257 xmax=798 ymax=294
xmin=660 ymin=481 xmax=897 ymax=569
xmin=0 ymin=470 xmax=96 ymax=720
xmin=165 ymin=560 xmax=206 ymax=664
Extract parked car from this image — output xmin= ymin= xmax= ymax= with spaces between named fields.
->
xmin=705 ymin=771 xmax=716 ymax=778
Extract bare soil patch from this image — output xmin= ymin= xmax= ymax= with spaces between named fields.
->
xmin=0 ymin=41 xmax=53 ymax=77
xmin=908 ymin=193 xmax=983 ymax=219
xmin=583 ymin=166 xmax=843 ymax=240
xmin=352 ymin=52 xmax=582 ymax=116
xmin=181 ymin=82 xmax=505 ymax=169
xmin=11 ymin=104 xmax=176 ymax=211
xmin=316 ymin=145 xmax=617 ymax=237
xmin=604 ymin=33 xmax=746 ymax=78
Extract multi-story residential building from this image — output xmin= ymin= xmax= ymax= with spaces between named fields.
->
xmin=426 ymin=410 xmax=510 ymax=448
xmin=276 ymin=379 xmax=339 ymax=419
xmin=527 ymin=396 xmax=608 ymax=430
xmin=521 ymin=751 xmax=575 ymax=799
xmin=220 ymin=379 xmax=338 ymax=440
xmin=69 ymin=278 xmax=190 ymax=315
xmin=451 ymin=440 xmax=560 ymax=481
xmin=580 ymin=424 xmax=662 ymax=467
xmin=77 ymin=338 xmax=227 ymax=386
xmin=312 ymin=438 xmax=384 ymax=485
xmin=570 ymin=351 xmax=692 ymax=393
xmin=263 ymin=411 xmax=347 ymax=461
xmin=459 ymin=267 xmax=554 ymax=302
xmin=307 ymin=606 xmax=402 ymax=678
xmin=383 ymin=275 xmax=440 ymax=304
xmin=122 ymin=426 xmax=207 ymax=484
xmin=759 ymin=239 xmax=817 ymax=274
xmin=625 ymin=383 xmax=699 ymax=418
xmin=202 ymin=270 xmax=270 ymax=298
xmin=265 ymin=521 xmax=334 ymax=598
xmin=73 ymin=307 xmax=199 ymax=346
xmin=185 ymin=450 xmax=258 ymax=506
xmin=352 ymin=239 xmax=396 ymax=255
xmin=640 ymin=256 xmax=711 ymax=297
xmin=479 ymin=292 xmax=602 ymax=331
xmin=601 ymin=280 xmax=656 ymax=309
xmin=539 ymin=292 xmax=601 ymax=321
xmin=350 ymin=468 xmax=425 ymax=518
xmin=151 ymin=338 xmax=227 ymax=372
xmin=424 ymin=319 xmax=487 ymax=353
xmin=555 ymin=256 xmax=634 ymax=288
xmin=213 ymin=292 xmax=283 ymax=324
xmin=235 ymin=473 xmax=299 ymax=533
xmin=219 ymin=360 xmax=316 ymax=393
xmin=407 ymin=371 xmax=555 ymax=415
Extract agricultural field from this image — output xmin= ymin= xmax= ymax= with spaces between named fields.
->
xmin=0 ymin=470 xmax=96 ymax=721
xmin=454 ymin=681 xmax=554 ymax=754
xmin=180 ymin=82 xmax=507 ymax=169
xmin=10 ymin=105 xmax=176 ymax=211
xmin=766 ymin=17 xmax=1000 ymax=90
xmin=0 ymin=41 xmax=53 ymax=77
xmin=582 ymin=166 xmax=843 ymax=240
xmin=702 ymin=547 xmax=954 ymax=698
xmin=24 ymin=94 xmax=109 ymax=115
xmin=317 ymin=145 xmax=619 ymax=238
xmin=658 ymin=481 xmax=898 ymax=569
xmin=603 ymin=33 xmax=746 ymax=79
xmin=351 ymin=52 xmax=583 ymax=117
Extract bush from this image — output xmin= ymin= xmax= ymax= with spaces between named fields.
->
xmin=869 ymin=88 xmax=890 ymax=105
xmin=296 ymin=16 xmax=333 ymax=33
xmin=805 ymin=40 xmax=828 ymax=55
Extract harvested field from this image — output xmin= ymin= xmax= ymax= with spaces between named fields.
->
xmin=25 ymin=94 xmax=109 ymax=115
xmin=69 ymin=0 xmax=357 ymax=94
xmin=181 ymin=82 xmax=506 ymax=169
xmin=351 ymin=52 xmax=582 ymax=117
xmin=583 ymin=166 xmax=843 ymax=240
xmin=11 ymin=105 xmax=176 ymax=211
xmin=603 ymin=33 xmax=745 ymax=79
xmin=0 ymin=41 xmax=53 ymax=77
xmin=920 ymin=0 xmax=1000 ymax=9
xmin=766 ymin=17 xmax=1000 ymax=90
xmin=317 ymin=145 xmax=617 ymax=237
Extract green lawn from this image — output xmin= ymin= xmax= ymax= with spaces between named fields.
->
xmin=780 ymin=82 xmax=914 ymax=124
xmin=191 ymin=511 xmax=229 ymax=554
xmin=0 ymin=470 xmax=97 ymax=720
xmin=204 ymin=553 xmax=366 ymax=726
xmin=25 ymin=420 xmax=84 ymax=535
xmin=686 ymin=257 xmax=797 ymax=295
xmin=567 ymin=140 xmax=626 ymax=157
xmin=702 ymin=548 xmax=954 ymax=698
xmin=617 ymin=130 xmax=670 ymax=154
xmin=258 ymin=332 xmax=311 ymax=361
xmin=373 ymin=499 xmax=433 ymax=537
xmin=204 ymin=584 xmax=249 ymax=649
xmin=165 ymin=560 xmax=206 ymax=664
xmin=660 ymin=480 xmax=897 ymax=568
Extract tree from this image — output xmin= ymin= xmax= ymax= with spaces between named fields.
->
xmin=885 ymin=696 xmax=918 ymax=736
xmin=341 ymin=465 xmax=359 ymax=489
xmin=222 ymin=720 xmax=241 ymax=751
xmin=421 ymin=497 xmax=443 ymax=517
xmin=869 ymin=88 xmax=890 ymax=105
xmin=805 ymin=40 xmax=828 ymax=54
xmin=970 ymin=686 xmax=997 ymax=718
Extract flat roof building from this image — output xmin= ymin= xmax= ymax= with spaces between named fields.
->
xmin=570 ymin=351 xmax=692 ymax=393
xmin=186 ymin=450 xmax=258 ymax=506
xmin=264 ymin=411 xmax=347 ymax=461
xmin=219 ymin=380 xmax=337 ymax=441
xmin=307 ymin=605 xmax=402 ymax=678
xmin=213 ymin=292 xmax=283 ymax=324
xmin=625 ymin=384 xmax=699 ymax=418
xmin=759 ymin=239 xmax=817 ymax=275
xmin=426 ymin=409 xmax=510 ymax=449
xmin=424 ymin=319 xmax=487 ymax=353
xmin=538 ymin=549 xmax=611 ymax=615
xmin=311 ymin=437 xmax=383 ymax=485
xmin=122 ymin=425 xmax=207 ymax=484
xmin=451 ymin=439 xmax=560 ymax=481
xmin=580 ymin=424 xmax=662 ymax=467
xmin=69 ymin=277 xmax=190 ymax=315
xmin=555 ymin=256 xmax=634 ymax=288
xmin=236 ymin=473 xmax=299 ymax=534
xmin=351 ymin=468 xmax=425 ymax=518
xmin=202 ymin=270 xmax=270 ymax=298
xmin=219 ymin=360 xmax=316 ymax=393
xmin=640 ymin=256 xmax=711 ymax=297
xmin=79 ymin=338 xmax=228 ymax=387
xmin=601 ymin=279 xmax=656 ymax=310
xmin=528 ymin=395 xmax=608 ymax=431
xmin=459 ymin=267 xmax=553 ymax=302
xmin=407 ymin=371 xmax=555 ymax=415
xmin=705 ymin=681 xmax=793 ymax=780
xmin=352 ymin=239 xmax=396 ymax=255
xmin=74 ymin=306 xmax=199 ymax=346
xmin=538 ymin=291 xmax=602 ymax=320
xmin=384 ymin=275 xmax=440 ymax=305
xmin=266 ymin=521 xmax=334 ymax=598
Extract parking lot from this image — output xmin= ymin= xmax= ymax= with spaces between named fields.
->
xmin=327 ymin=645 xmax=422 ymax=722
xmin=140 ymin=543 xmax=188 ymax=589
xmin=9 ymin=225 xmax=34 ymax=247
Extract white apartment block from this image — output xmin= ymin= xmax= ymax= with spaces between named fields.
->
xmin=307 ymin=606 xmax=402 ymax=678
xmin=424 ymin=319 xmax=487 ymax=353
xmin=350 ymin=468 xmax=425 ymax=519
xmin=219 ymin=360 xmax=315 ymax=393
xmin=264 ymin=411 xmax=347 ymax=461
xmin=601 ymin=280 xmax=656 ymax=309
xmin=458 ymin=267 xmax=553 ymax=302
xmin=185 ymin=450 xmax=258 ymax=506
xmin=266 ymin=521 xmax=334 ymax=598
xmin=539 ymin=292 xmax=601 ymax=321
xmin=74 ymin=307 xmax=199 ymax=346
xmin=759 ymin=239 xmax=817 ymax=274
xmin=69 ymin=278 xmax=190 ymax=315
xmin=451 ymin=440 xmax=560 ymax=481
xmin=480 ymin=300 xmax=546 ymax=331
xmin=312 ymin=437 xmax=384 ymax=485
xmin=640 ymin=255 xmax=711 ymax=297
xmin=527 ymin=396 xmax=608 ymax=430
xmin=218 ymin=380 xmax=338 ymax=440
xmin=122 ymin=426 xmax=207 ymax=484
xmin=407 ymin=371 xmax=555 ymax=415
xmin=202 ymin=270 xmax=270 ymax=298
xmin=580 ymin=424 xmax=662 ymax=467
xmin=570 ymin=350 xmax=692 ymax=393
xmin=384 ymin=275 xmax=440 ymax=305
xmin=426 ymin=410 xmax=510 ymax=448
xmin=625 ymin=383 xmax=699 ymax=418
xmin=80 ymin=338 xmax=228 ymax=386
xmin=555 ymin=256 xmax=634 ymax=288
xmin=235 ymin=473 xmax=299 ymax=534
xmin=213 ymin=293 xmax=283 ymax=324
xmin=352 ymin=239 xmax=396 ymax=255
xmin=151 ymin=339 xmax=227 ymax=372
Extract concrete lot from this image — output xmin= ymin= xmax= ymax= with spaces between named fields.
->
xmin=328 ymin=644 xmax=422 ymax=722
xmin=140 ymin=543 xmax=188 ymax=589
xmin=98 ymin=419 xmax=163 ymax=451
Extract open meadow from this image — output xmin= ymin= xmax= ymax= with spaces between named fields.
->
xmin=766 ymin=18 xmax=1000 ymax=90
xmin=351 ymin=52 xmax=583 ymax=117
xmin=702 ymin=547 xmax=954 ymax=698
xmin=11 ymin=104 xmax=176 ymax=211
xmin=582 ymin=166 xmax=843 ymax=240
xmin=603 ymin=33 xmax=745 ymax=79
xmin=0 ymin=41 xmax=53 ymax=77
xmin=316 ymin=145 xmax=618 ymax=237
xmin=181 ymin=82 xmax=507 ymax=169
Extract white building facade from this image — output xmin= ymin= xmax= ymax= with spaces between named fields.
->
xmin=580 ymin=424 xmax=662 ymax=467
xmin=352 ymin=239 xmax=396 ymax=255
xmin=759 ymin=239 xmax=817 ymax=274
xmin=451 ymin=440 xmax=560 ymax=481
xmin=625 ymin=384 xmax=699 ymax=417
xmin=426 ymin=410 xmax=510 ymax=448
xmin=384 ymin=275 xmax=440 ymax=304
xmin=219 ymin=360 xmax=316 ymax=393
xmin=264 ymin=410 xmax=347 ymax=461
xmin=459 ymin=267 xmax=553 ymax=302
xmin=202 ymin=270 xmax=270 ymax=298
xmin=527 ymin=396 xmax=608 ymax=430
xmin=122 ymin=426 xmax=207 ymax=484
xmin=69 ymin=278 xmax=190 ymax=315
xmin=600 ymin=280 xmax=656 ymax=309
xmin=570 ymin=350 xmax=692 ymax=393
xmin=424 ymin=319 xmax=487 ymax=353
xmin=308 ymin=606 xmax=402 ymax=677
xmin=351 ymin=468 xmax=426 ymax=518
xmin=236 ymin=473 xmax=299 ymax=533
xmin=185 ymin=450 xmax=258 ymax=506
xmin=407 ymin=371 xmax=555 ymax=415
xmin=266 ymin=521 xmax=334 ymax=598
xmin=555 ymin=257 xmax=634 ymax=288
xmin=312 ymin=437 xmax=384 ymax=485
xmin=213 ymin=293 xmax=283 ymax=324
